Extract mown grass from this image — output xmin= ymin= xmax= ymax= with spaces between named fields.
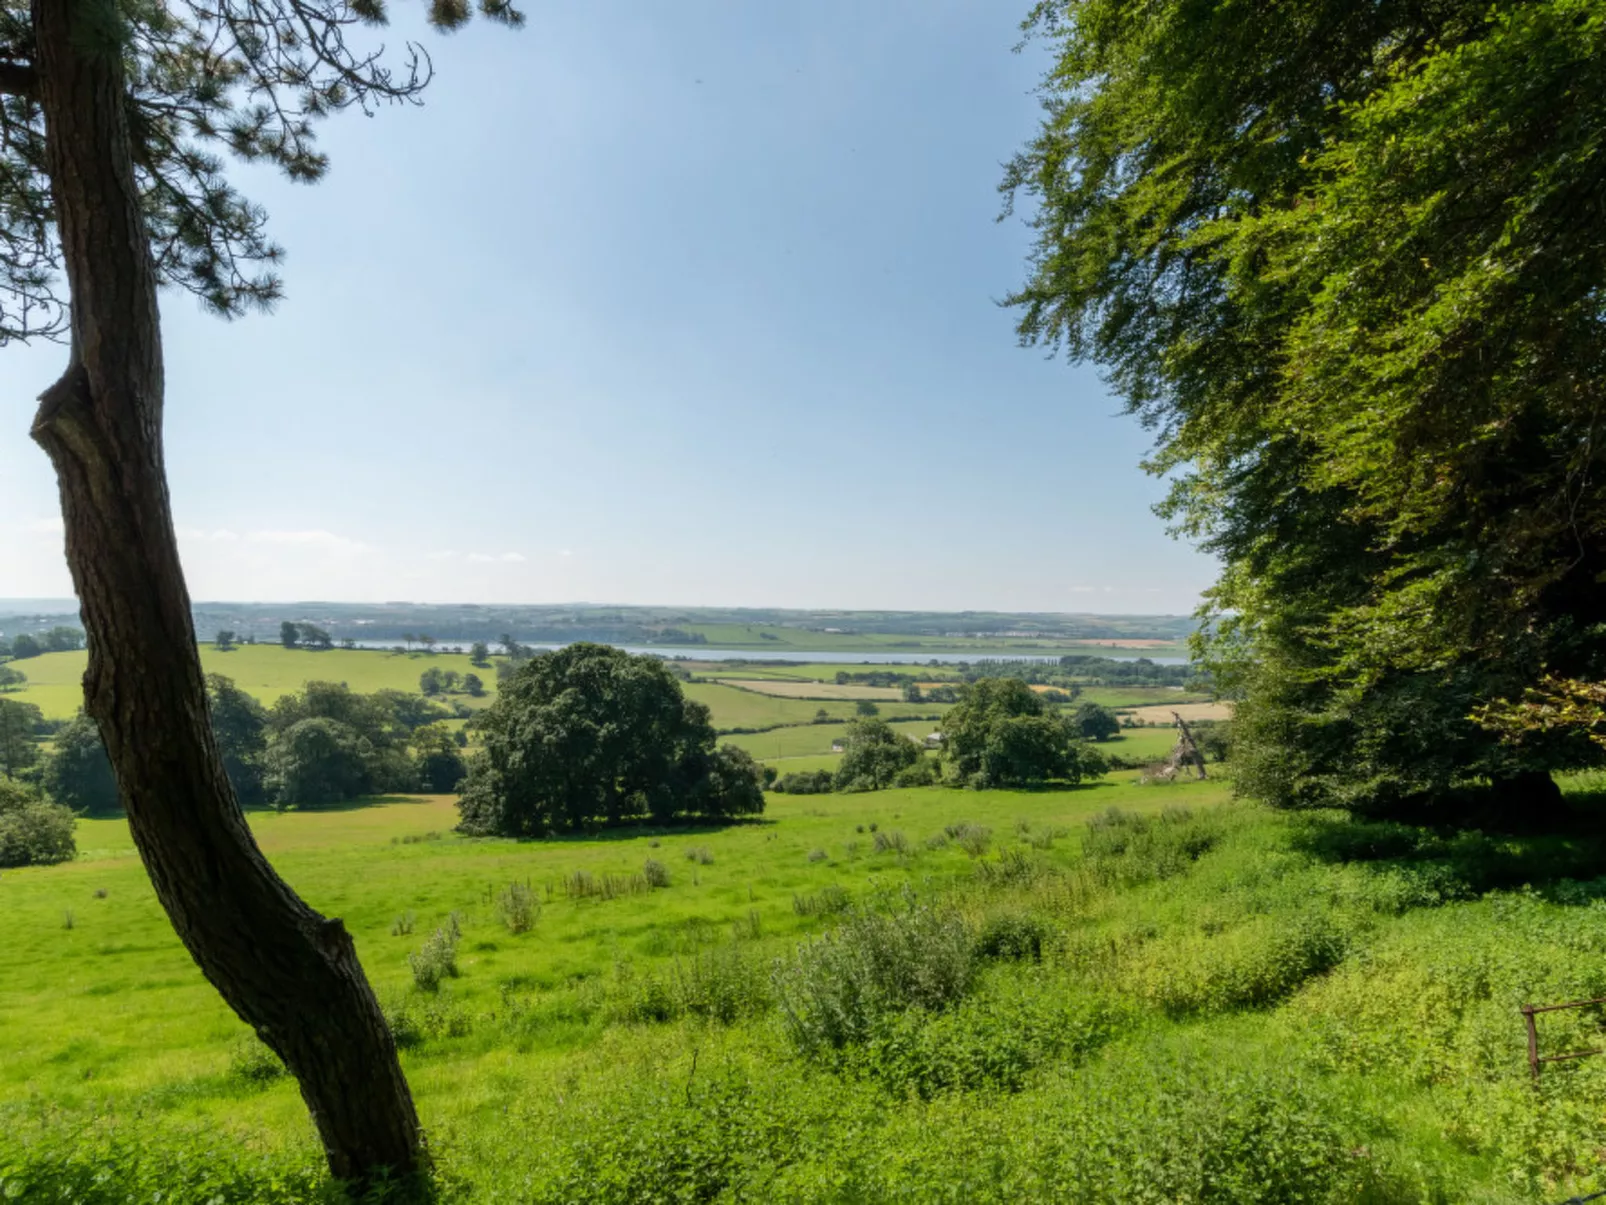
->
xmin=9 ymin=773 xmax=1606 ymax=1202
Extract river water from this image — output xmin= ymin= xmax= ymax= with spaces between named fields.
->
xmin=334 ymin=640 xmax=1188 ymax=666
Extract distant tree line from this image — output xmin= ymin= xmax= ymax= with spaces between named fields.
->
xmin=772 ymin=680 xmax=1111 ymax=796
xmin=0 ymin=626 xmax=86 ymax=660
xmin=420 ymin=668 xmax=485 ymax=698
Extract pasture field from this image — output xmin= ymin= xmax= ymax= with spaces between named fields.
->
xmin=7 ymin=645 xmax=496 ymax=719
xmin=1099 ymin=727 xmax=1183 ymax=763
xmin=725 ymin=718 xmax=940 ymax=762
xmin=682 ymin=681 xmax=948 ymax=732
xmin=8 ymin=772 xmax=1606 ymax=1201
xmin=712 ymin=678 xmax=904 ymax=701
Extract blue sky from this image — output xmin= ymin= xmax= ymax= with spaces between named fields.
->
xmin=0 ymin=0 xmax=1217 ymax=613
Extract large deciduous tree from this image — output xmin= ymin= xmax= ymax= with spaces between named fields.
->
xmin=1005 ymin=0 xmax=1606 ymax=820
xmin=2 ymin=0 xmax=519 ymax=1181
xmin=456 ymin=642 xmax=767 ymax=834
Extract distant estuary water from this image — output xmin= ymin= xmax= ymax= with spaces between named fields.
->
xmin=336 ymin=641 xmax=1189 ymax=666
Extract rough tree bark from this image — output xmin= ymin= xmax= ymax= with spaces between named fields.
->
xmin=26 ymin=0 xmax=422 ymax=1182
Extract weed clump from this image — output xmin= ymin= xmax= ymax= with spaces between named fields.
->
xmin=226 ymin=1036 xmax=285 ymax=1084
xmin=409 ymin=915 xmax=461 ymax=991
xmin=872 ymin=829 xmax=909 ymax=855
xmin=793 ymin=884 xmax=851 ymax=917
xmin=685 ymin=846 xmax=714 ymax=866
xmin=806 ymin=848 xmax=828 ymax=863
xmin=496 ymin=882 xmax=539 ymax=934
xmin=947 ymin=822 xmax=992 ymax=857
xmin=390 ymin=911 xmax=415 ymax=937
xmin=1082 ymin=807 xmax=1219 ymax=886
xmin=643 ymin=858 xmax=671 ymax=888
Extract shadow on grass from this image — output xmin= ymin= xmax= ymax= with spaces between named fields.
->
xmin=1288 ymin=801 xmax=1606 ymax=902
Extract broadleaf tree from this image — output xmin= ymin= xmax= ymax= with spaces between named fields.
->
xmin=1004 ymin=0 xmax=1606 ymax=820
xmin=1 ymin=0 xmax=520 ymax=1182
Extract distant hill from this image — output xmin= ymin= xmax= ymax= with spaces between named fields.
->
xmin=0 ymin=601 xmax=1197 ymax=651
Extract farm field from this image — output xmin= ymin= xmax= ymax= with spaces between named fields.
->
xmin=5 ymin=648 xmax=956 ymax=735
xmin=713 ymin=678 xmax=904 ymax=701
xmin=1126 ymin=701 xmax=1233 ymax=724
xmin=682 ymin=681 xmax=948 ymax=732
xmin=692 ymin=661 xmax=964 ymax=682
xmin=6 ymin=645 xmax=496 ymax=719
xmin=7 ymin=772 xmax=1606 ymax=1201
xmin=724 ymin=718 xmax=941 ymax=763
xmin=663 ymin=623 xmax=1190 ymax=658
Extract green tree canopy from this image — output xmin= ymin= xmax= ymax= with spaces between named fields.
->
xmin=835 ymin=719 xmax=921 ymax=792
xmin=9 ymin=634 xmax=41 ymax=659
xmin=265 ymin=718 xmax=373 ymax=807
xmin=1073 ymin=703 xmax=1121 ymax=743
xmin=942 ymin=678 xmax=1104 ymax=788
xmin=279 ymin=622 xmax=299 ymax=649
xmin=206 ymin=674 xmax=268 ymax=806
xmin=413 ymin=723 xmax=467 ymax=794
xmin=1005 ymin=0 xmax=1606 ymax=818
xmin=456 ymin=643 xmax=765 ymax=835
xmin=0 ymin=776 xmax=75 ymax=868
xmin=0 ymin=698 xmax=42 ymax=778
xmin=42 ymin=713 xmax=120 ymax=814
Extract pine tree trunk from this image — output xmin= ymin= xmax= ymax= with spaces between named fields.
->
xmin=27 ymin=0 xmax=422 ymax=1182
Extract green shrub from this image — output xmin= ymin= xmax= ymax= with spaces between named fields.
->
xmin=684 ymin=846 xmax=714 ymax=865
xmin=408 ymin=915 xmax=461 ymax=991
xmin=975 ymin=913 xmax=1053 ymax=963
xmin=851 ymin=985 xmax=1123 ymax=1097
xmin=806 ymin=848 xmax=827 ymax=863
xmin=226 ymin=1035 xmax=285 ymax=1084
xmin=0 ymin=777 xmax=75 ymax=868
xmin=674 ymin=945 xmax=770 ymax=1023
xmin=774 ymin=897 xmax=975 ymax=1055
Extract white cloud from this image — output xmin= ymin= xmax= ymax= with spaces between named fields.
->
xmin=427 ymin=550 xmax=457 ymax=561
xmin=559 ymin=549 xmax=573 ymax=558
xmin=499 ymin=552 xmax=526 ymax=563
xmin=466 ymin=552 xmax=494 ymax=563
xmin=246 ymin=529 xmax=369 ymax=553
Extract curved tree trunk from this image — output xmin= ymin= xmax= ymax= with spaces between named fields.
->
xmin=28 ymin=0 xmax=421 ymax=1182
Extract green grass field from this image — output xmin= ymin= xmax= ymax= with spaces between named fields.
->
xmin=724 ymin=718 xmax=940 ymax=762
xmin=1 ymin=776 xmax=1200 ymax=1126
xmin=7 ymin=645 xmax=497 ymax=720
xmin=670 ymin=623 xmax=1190 ymax=658
xmin=682 ymin=681 xmax=948 ymax=732
xmin=8 ymin=771 xmax=1606 ymax=1201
